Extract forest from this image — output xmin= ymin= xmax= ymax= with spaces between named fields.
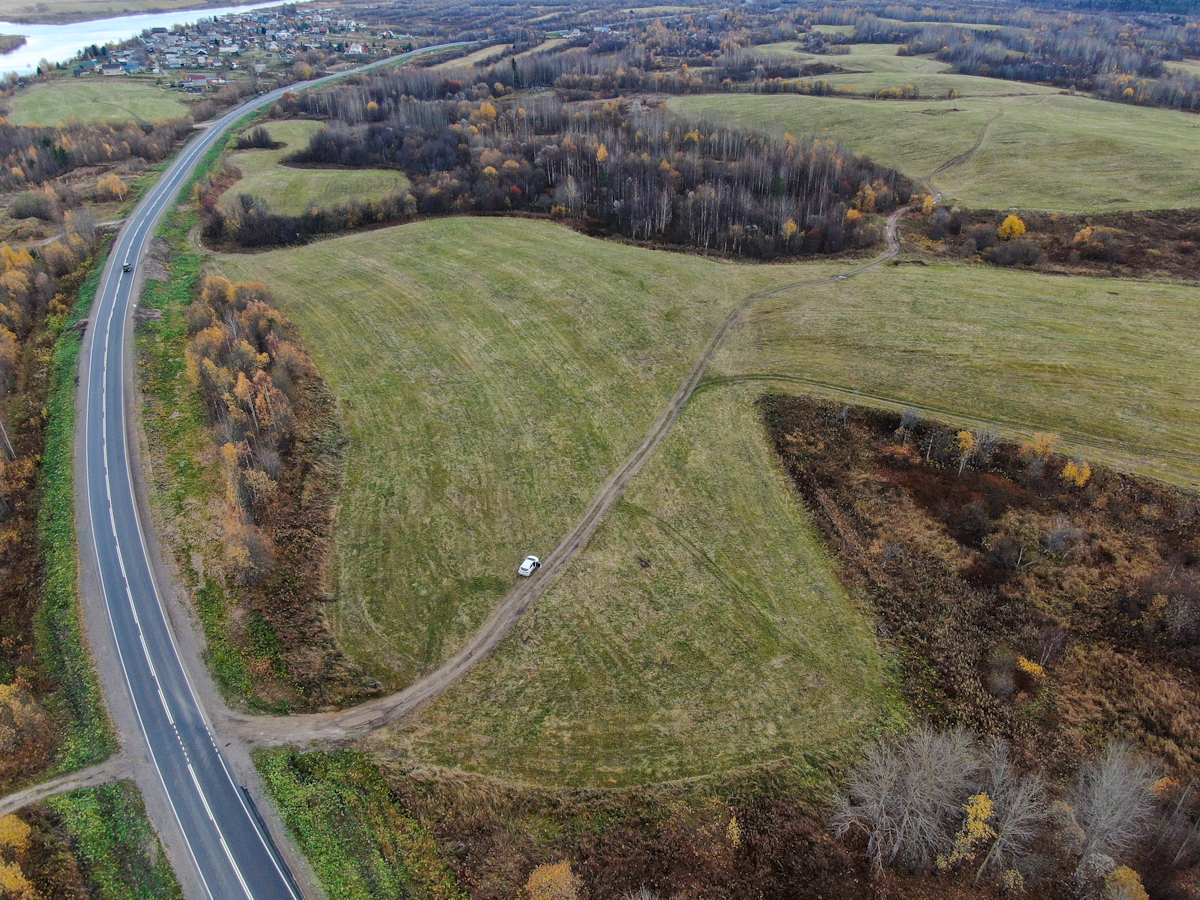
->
xmin=204 ymin=88 xmax=909 ymax=256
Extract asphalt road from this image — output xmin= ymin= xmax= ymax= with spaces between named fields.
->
xmin=78 ymin=45 xmax=464 ymax=900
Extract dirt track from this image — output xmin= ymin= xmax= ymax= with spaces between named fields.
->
xmin=0 ymin=755 xmax=130 ymax=817
xmin=225 ymin=206 xmax=909 ymax=748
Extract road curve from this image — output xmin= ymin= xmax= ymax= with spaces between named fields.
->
xmin=77 ymin=45 xmax=466 ymax=900
xmin=230 ymin=206 xmax=909 ymax=748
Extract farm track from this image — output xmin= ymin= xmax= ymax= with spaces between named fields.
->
xmin=0 ymin=755 xmax=130 ymax=817
xmin=225 ymin=207 xmax=908 ymax=748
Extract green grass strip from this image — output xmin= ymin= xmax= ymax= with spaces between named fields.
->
xmin=47 ymin=782 xmax=183 ymax=900
xmin=256 ymin=748 xmax=466 ymax=900
xmin=35 ymin=255 xmax=117 ymax=772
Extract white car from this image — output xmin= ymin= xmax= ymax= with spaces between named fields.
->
xmin=518 ymin=555 xmax=541 ymax=577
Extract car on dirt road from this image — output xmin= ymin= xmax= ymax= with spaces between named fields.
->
xmin=518 ymin=555 xmax=541 ymax=576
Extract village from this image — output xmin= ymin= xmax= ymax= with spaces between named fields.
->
xmin=70 ymin=7 xmax=413 ymax=87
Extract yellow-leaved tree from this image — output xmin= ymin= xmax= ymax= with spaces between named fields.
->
xmin=998 ymin=214 xmax=1026 ymax=241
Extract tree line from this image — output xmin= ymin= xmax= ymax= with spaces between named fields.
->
xmin=0 ymin=119 xmax=194 ymax=192
xmin=183 ymin=276 xmax=361 ymax=701
xmin=898 ymin=18 xmax=1200 ymax=110
xmin=205 ymin=90 xmax=908 ymax=256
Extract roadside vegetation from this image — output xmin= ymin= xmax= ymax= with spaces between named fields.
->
xmin=256 ymin=749 xmax=464 ymax=900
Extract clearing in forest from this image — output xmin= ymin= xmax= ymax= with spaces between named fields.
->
xmin=222 ymin=120 xmax=409 ymax=217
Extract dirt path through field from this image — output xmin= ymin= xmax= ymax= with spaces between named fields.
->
xmin=225 ymin=207 xmax=909 ymax=748
xmin=0 ymin=755 xmax=130 ymax=817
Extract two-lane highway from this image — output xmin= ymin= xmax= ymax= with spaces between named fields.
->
xmin=78 ymin=45 xmax=464 ymax=900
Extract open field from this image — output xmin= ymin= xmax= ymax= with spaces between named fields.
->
xmin=6 ymin=77 xmax=191 ymax=125
xmin=711 ymin=262 xmax=1200 ymax=488
xmin=218 ymin=218 xmax=846 ymax=689
xmin=382 ymin=385 xmax=895 ymax=787
xmin=223 ymin=120 xmax=409 ymax=217
xmin=0 ymin=0 xmax=248 ymax=22
xmin=748 ymin=42 xmax=1050 ymax=98
xmin=669 ymin=91 xmax=1200 ymax=211
xmin=430 ymin=44 xmax=509 ymax=70
xmin=512 ymin=37 xmax=566 ymax=59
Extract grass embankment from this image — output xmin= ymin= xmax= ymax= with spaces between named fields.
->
xmin=7 ymin=79 xmax=190 ymax=126
xmin=37 ymin=258 xmax=115 ymax=771
xmin=256 ymin=748 xmax=464 ymax=900
xmin=710 ymin=262 xmax=1200 ymax=488
xmin=388 ymin=385 xmax=896 ymax=786
xmin=223 ymin=120 xmax=410 ymax=217
xmin=668 ymin=89 xmax=1200 ymax=211
xmin=218 ymin=218 xmax=849 ymax=692
xmin=46 ymin=782 xmax=182 ymax=900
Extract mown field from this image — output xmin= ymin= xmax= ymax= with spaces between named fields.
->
xmin=223 ymin=120 xmax=409 ymax=217
xmin=218 ymin=218 xmax=846 ymax=691
xmin=7 ymin=78 xmax=190 ymax=126
xmin=711 ymin=261 xmax=1200 ymax=488
xmin=669 ymin=89 xmax=1200 ymax=211
xmin=385 ymin=385 xmax=894 ymax=786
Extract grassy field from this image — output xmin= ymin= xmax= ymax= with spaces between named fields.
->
xmin=669 ymin=90 xmax=1200 ymax=211
xmin=7 ymin=78 xmax=190 ymax=126
xmin=748 ymin=42 xmax=1050 ymax=98
xmin=256 ymin=749 xmax=464 ymax=900
xmin=386 ymin=385 xmax=895 ymax=787
xmin=218 ymin=219 xmax=846 ymax=689
xmin=710 ymin=262 xmax=1200 ymax=488
xmin=223 ymin=120 xmax=409 ymax=217
xmin=430 ymin=44 xmax=509 ymax=70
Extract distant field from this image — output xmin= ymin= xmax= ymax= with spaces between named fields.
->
xmin=222 ymin=120 xmax=408 ymax=217
xmin=218 ymin=218 xmax=843 ymax=689
xmin=7 ymin=78 xmax=190 ymax=125
xmin=711 ymin=262 xmax=1200 ymax=488
xmin=669 ymin=91 xmax=1200 ymax=211
xmin=388 ymin=385 xmax=894 ymax=787
xmin=430 ymin=44 xmax=508 ymax=70
xmin=748 ymin=42 xmax=1050 ymax=98
xmin=512 ymin=37 xmax=566 ymax=59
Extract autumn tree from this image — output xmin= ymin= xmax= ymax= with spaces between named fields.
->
xmin=998 ymin=215 xmax=1026 ymax=241
xmin=96 ymin=172 xmax=127 ymax=201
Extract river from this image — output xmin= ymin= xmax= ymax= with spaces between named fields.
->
xmin=0 ymin=1 xmax=286 ymax=76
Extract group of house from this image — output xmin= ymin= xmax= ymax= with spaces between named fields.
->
xmin=72 ymin=9 xmax=412 ymax=80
